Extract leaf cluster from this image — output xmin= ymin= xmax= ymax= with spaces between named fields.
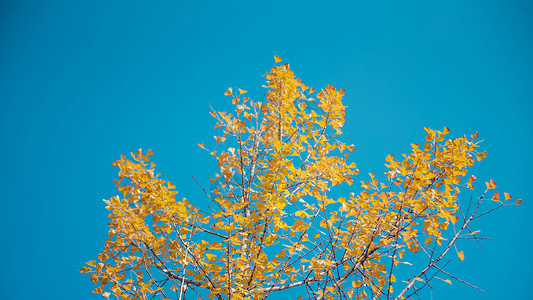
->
xmin=82 ymin=57 xmax=520 ymax=300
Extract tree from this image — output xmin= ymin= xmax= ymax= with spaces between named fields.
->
xmin=81 ymin=56 xmax=520 ymax=300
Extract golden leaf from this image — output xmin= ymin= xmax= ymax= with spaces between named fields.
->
xmin=398 ymin=249 xmax=405 ymax=259
xmin=449 ymin=215 xmax=459 ymax=225
xmin=491 ymin=192 xmax=500 ymax=202
xmin=205 ymin=253 xmax=217 ymax=262
xmin=485 ymin=179 xmax=497 ymax=190
xmin=274 ymin=55 xmax=283 ymax=63
xmin=224 ymin=87 xmax=233 ymax=96
xmin=98 ymin=253 xmax=109 ymax=262
xmin=457 ymin=251 xmax=465 ymax=261
xmin=476 ymin=151 xmax=487 ymax=161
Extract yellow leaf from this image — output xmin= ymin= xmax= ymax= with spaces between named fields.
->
xmin=504 ymin=192 xmax=512 ymax=200
xmin=214 ymin=136 xmax=226 ymax=144
xmin=466 ymin=175 xmax=477 ymax=187
xmin=398 ymin=249 xmax=405 ymax=259
xmin=206 ymin=253 xmax=217 ymax=262
xmin=186 ymin=270 xmax=195 ymax=276
xmin=449 ymin=215 xmax=459 ymax=225
xmin=338 ymin=143 xmax=346 ymax=153
xmin=273 ymin=140 xmax=282 ymax=152
xmin=238 ymin=88 xmax=247 ymax=94
xmin=98 ymin=253 xmax=109 ymax=262
xmin=198 ymin=143 xmax=205 ymax=149
xmin=443 ymin=279 xmax=452 ymax=285
xmin=274 ymin=55 xmax=283 ymax=63
xmin=485 ymin=179 xmax=497 ymax=189
xmin=457 ymin=251 xmax=464 ymax=261
xmin=514 ymin=199 xmax=523 ymax=205
xmin=224 ymin=87 xmax=233 ymax=96
xmin=476 ymin=151 xmax=487 ymax=161
xmin=491 ymin=192 xmax=500 ymax=202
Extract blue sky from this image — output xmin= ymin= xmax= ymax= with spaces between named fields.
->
xmin=1 ymin=1 xmax=531 ymax=299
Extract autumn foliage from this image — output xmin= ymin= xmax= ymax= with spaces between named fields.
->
xmin=82 ymin=56 xmax=520 ymax=300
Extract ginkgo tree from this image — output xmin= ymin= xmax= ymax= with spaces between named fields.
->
xmin=82 ymin=56 xmax=520 ymax=300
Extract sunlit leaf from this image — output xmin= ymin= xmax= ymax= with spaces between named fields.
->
xmin=491 ymin=192 xmax=500 ymax=202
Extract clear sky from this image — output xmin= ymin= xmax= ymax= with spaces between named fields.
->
xmin=1 ymin=1 xmax=531 ymax=299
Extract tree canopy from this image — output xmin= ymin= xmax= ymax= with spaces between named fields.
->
xmin=82 ymin=56 xmax=520 ymax=300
